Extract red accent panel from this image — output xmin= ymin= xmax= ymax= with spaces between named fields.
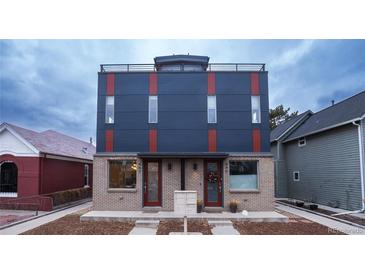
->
xmin=208 ymin=72 xmax=216 ymax=95
xmin=252 ymin=129 xmax=261 ymax=152
xmin=105 ymin=129 xmax=114 ymax=152
xmin=208 ymin=129 xmax=217 ymax=152
xmin=106 ymin=73 xmax=115 ymax=96
xmin=251 ymin=73 xmax=260 ymax=95
xmin=149 ymin=73 xmax=158 ymax=95
xmin=149 ymin=129 xmax=157 ymax=152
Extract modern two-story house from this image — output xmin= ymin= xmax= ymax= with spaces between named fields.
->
xmin=93 ymin=55 xmax=274 ymax=212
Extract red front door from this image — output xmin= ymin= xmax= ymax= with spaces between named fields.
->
xmin=143 ymin=160 xmax=162 ymax=206
xmin=204 ymin=160 xmax=223 ymax=207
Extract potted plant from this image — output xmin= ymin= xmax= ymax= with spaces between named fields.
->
xmin=229 ymin=199 xmax=240 ymax=213
xmin=197 ymin=199 xmax=203 ymax=213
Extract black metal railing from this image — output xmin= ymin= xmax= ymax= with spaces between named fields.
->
xmin=100 ymin=63 xmax=265 ymax=72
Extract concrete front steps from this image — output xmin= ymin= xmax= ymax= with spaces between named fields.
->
xmin=208 ymin=220 xmax=240 ymax=235
xmin=128 ymin=219 xmax=160 ymax=235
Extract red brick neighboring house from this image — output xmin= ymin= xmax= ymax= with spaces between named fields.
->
xmin=0 ymin=122 xmax=95 ymax=210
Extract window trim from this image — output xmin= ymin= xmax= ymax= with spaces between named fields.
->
xmin=148 ymin=96 xmax=158 ymax=124
xmin=251 ymin=95 xmax=261 ymax=124
xmin=298 ymin=137 xmax=306 ymax=147
xmin=107 ymin=159 xmax=137 ymax=190
xmin=228 ymin=160 xmax=260 ymax=192
xmin=105 ymin=96 xmax=115 ymax=124
xmin=293 ymin=171 xmax=300 ymax=182
xmin=207 ymin=95 xmax=217 ymax=124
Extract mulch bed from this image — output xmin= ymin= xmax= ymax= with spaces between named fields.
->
xmin=233 ymin=209 xmax=344 ymax=235
xmin=279 ymin=200 xmax=365 ymax=226
xmin=156 ymin=220 xmax=213 ymax=235
xmin=21 ymin=213 xmax=134 ymax=235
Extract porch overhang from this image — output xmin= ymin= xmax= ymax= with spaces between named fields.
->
xmin=137 ymin=152 xmax=229 ymax=159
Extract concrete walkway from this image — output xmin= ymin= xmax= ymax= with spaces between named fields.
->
xmin=0 ymin=202 xmax=92 ymax=235
xmin=276 ymin=204 xmax=365 ymax=235
xmin=209 ymin=220 xmax=240 ymax=235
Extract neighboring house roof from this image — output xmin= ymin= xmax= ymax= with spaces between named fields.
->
xmin=283 ymin=90 xmax=365 ymax=142
xmin=0 ymin=122 xmax=95 ymax=160
xmin=270 ymin=110 xmax=312 ymax=142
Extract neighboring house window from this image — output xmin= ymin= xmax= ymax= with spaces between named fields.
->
xmin=251 ymin=96 xmax=261 ymax=123
xmin=207 ymin=95 xmax=217 ymax=123
xmin=293 ymin=171 xmax=300 ymax=182
xmin=298 ymin=137 xmax=306 ymax=147
xmin=109 ymin=160 xmax=137 ymax=189
xmin=148 ymin=96 xmax=158 ymax=123
xmin=229 ymin=161 xmax=258 ymax=190
xmin=84 ymin=164 xmax=89 ymax=187
xmin=105 ymin=96 xmax=115 ymax=124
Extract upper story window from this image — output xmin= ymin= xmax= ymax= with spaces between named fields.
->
xmin=105 ymin=96 xmax=114 ymax=124
xmin=207 ymin=95 xmax=217 ymax=123
xmin=298 ymin=138 xmax=306 ymax=147
xmin=293 ymin=171 xmax=300 ymax=182
xmin=148 ymin=96 xmax=158 ymax=123
xmin=251 ymin=96 xmax=261 ymax=123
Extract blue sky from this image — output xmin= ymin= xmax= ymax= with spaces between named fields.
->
xmin=1 ymin=39 xmax=365 ymax=142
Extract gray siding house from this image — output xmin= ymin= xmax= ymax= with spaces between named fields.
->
xmin=271 ymin=90 xmax=365 ymax=211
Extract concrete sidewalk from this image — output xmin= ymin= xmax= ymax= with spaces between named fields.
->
xmin=0 ymin=202 xmax=92 ymax=235
xmin=276 ymin=204 xmax=365 ymax=235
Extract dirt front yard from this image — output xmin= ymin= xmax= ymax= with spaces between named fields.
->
xmin=232 ymin=210 xmax=344 ymax=235
xmin=20 ymin=208 xmax=345 ymax=235
xmin=22 ymin=209 xmax=134 ymax=235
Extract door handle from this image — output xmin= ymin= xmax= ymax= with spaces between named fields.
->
xmin=219 ymin=184 xmax=222 ymax=193
xmin=144 ymin=184 xmax=147 ymax=193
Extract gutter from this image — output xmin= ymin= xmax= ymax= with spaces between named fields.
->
xmin=333 ymin=119 xmax=365 ymax=216
xmin=283 ymin=113 xmax=365 ymax=143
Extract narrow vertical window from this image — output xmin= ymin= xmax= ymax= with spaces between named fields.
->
xmin=251 ymin=96 xmax=261 ymax=123
xmin=207 ymin=96 xmax=217 ymax=123
xmin=105 ymin=96 xmax=114 ymax=124
xmin=84 ymin=164 xmax=89 ymax=187
xmin=149 ymin=96 xmax=158 ymax=123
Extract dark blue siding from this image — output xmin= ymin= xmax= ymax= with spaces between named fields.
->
xmin=96 ymin=71 xmax=270 ymax=153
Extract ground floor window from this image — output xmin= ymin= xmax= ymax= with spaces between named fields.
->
xmin=0 ymin=162 xmax=18 ymax=195
xmin=109 ymin=160 xmax=137 ymax=189
xmin=84 ymin=164 xmax=89 ymax=186
xmin=229 ymin=161 xmax=258 ymax=190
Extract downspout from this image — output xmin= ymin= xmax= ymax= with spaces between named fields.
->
xmin=333 ymin=120 xmax=365 ymax=216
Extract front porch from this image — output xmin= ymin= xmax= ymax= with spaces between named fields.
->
xmin=80 ymin=210 xmax=288 ymax=222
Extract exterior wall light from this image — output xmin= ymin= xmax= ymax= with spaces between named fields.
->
xmin=168 ymin=162 xmax=172 ymax=170
xmin=193 ymin=163 xmax=198 ymax=171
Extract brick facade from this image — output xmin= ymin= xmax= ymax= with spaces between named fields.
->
xmin=92 ymin=155 xmax=274 ymax=211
